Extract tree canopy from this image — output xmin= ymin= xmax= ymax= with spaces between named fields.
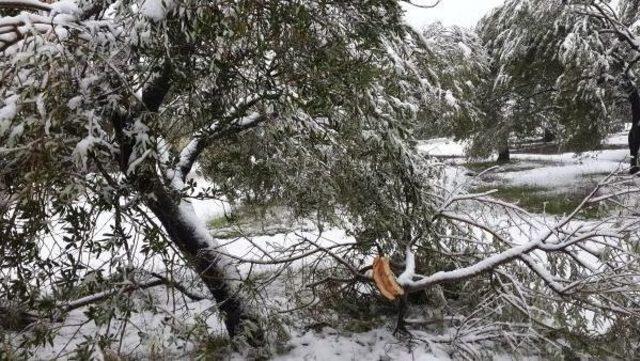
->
xmin=0 ymin=0 xmax=439 ymax=354
xmin=470 ymin=0 xmax=640 ymax=156
xmin=3 ymin=0 xmax=640 ymax=359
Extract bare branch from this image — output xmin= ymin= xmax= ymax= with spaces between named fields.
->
xmin=400 ymin=0 xmax=441 ymax=9
xmin=0 ymin=0 xmax=52 ymax=12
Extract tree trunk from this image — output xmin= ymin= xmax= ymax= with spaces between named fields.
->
xmin=629 ymin=88 xmax=640 ymax=174
xmin=145 ymin=186 xmax=265 ymax=348
xmin=495 ymin=127 xmax=511 ymax=164
xmin=543 ymin=128 xmax=555 ymax=143
xmin=497 ymin=147 xmax=510 ymax=163
xmin=497 ymin=143 xmax=510 ymax=163
xmin=115 ymin=63 xmax=265 ymax=348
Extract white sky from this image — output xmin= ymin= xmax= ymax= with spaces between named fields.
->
xmin=401 ymin=0 xmax=506 ymax=30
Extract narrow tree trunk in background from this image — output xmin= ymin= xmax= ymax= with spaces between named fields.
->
xmin=497 ymin=131 xmax=510 ymax=163
xmin=628 ymin=88 xmax=640 ymax=174
xmin=497 ymin=147 xmax=510 ymax=163
xmin=146 ymin=187 xmax=265 ymax=348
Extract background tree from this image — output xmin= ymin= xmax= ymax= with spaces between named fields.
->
xmin=412 ymin=23 xmax=491 ymax=157
xmin=475 ymin=0 xmax=640 ymax=167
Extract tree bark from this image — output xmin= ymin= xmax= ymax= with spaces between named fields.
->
xmin=629 ymin=88 xmax=640 ymax=174
xmin=145 ymin=186 xmax=265 ymax=348
xmin=496 ymin=127 xmax=511 ymax=164
xmin=543 ymin=128 xmax=555 ymax=143
xmin=113 ymin=62 xmax=265 ymax=348
xmin=497 ymin=147 xmax=510 ymax=163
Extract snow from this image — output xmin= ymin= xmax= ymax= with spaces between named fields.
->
xmin=54 ymin=25 xmax=69 ymax=40
xmin=458 ymin=41 xmax=473 ymax=57
xmin=73 ymin=135 xmax=100 ymax=169
xmin=8 ymin=0 xmax=627 ymax=358
xmin=50 ymin=0 xmax=80 ymax=16
xmin=237 ymin=111 xmax=261 ymax=126
xmin=418 ymin=134 xmax=630 ymax=188
xmin=0 ymin=95 xmax=18 ymax=142
xmin=18 ymin=131 xmax=636 ymax=359
xmin=35 ymin=289 xmax=226 ymax=360
xmin=504 ymin=149 xmax=627 ymax=187
xmin=0 ymin=95 xmax=18 ymax=135
xmin=268 ymin=328 xmax=449 ymax=361
xmin=8 ymin=122 xmax=23 ymax=141
xmin=416 ymin=138 xmax=466 ymax=157
xmin=13 ymin=127 xmax=629 ymax=358
xmin=140 ymin=0 xmax=173 ymax=21
xmin=5 ymin=120 xmax=626 ymax=361
xmin=444 ymin=90 xmax=457 ymax=108
xmin=400 ymin=234 xmax=541 ymax=289
xmin=605 ymin=131 xmax=628 ymax=146
xmin=397 ymin=250 xmax=416 ymax=284
xmin=66 ymin=96 xmax=82 ymax=110
xmin=126 ymin=149 xmax=152 ymax=174
xmin=190 ymin=196 xmax=231 ymax=224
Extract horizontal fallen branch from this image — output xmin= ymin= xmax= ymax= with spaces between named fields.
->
xmin=0 ymin=276 xmax=208 ymax=331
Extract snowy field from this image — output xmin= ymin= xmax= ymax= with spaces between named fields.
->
xmin=18 ymin=133 xmax=635 ymax=360
xmin=418 ymin=133 xmax=629 ymax=188
xmin=4 ymin=0 xmax=640 ymax=358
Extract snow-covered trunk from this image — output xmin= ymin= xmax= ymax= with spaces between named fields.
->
xmin=112 ymin=64 xmax=264 ymax=346
xmin=628 ymin=88 xmax=640 ymax=174
xmin=145 ymin=186 xmax=265 ymax=347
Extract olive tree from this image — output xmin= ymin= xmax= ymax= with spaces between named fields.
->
xmin=0 ymin=0 xmax=434 ymax=350
xmin=477 ymin=0 xmax=640 ymax=167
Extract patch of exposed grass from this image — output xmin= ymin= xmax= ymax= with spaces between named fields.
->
xmin=463 ymin=159 xmax=558 ymax=174
xmin=208 ymin=212 xmax=239 ymax=229
xmin=463 ymin=160 xmax=504 ymax=173
xmin=511 ymin=139 xmax=627 ymax=154
xmin=208 ymin=199 xmax=285 ymax=230
xmin=191 ymin=334 xmax=232 ymax=361
xmin=207 ymin=204 xmax=301 ymax=239
xmin=207 ymin=206 xmax=252 ymax=239
xmin=474 ymin=184 xmax=602 ymax=218
xmin=207 ymin=211 xmax=246 ymax=239
xmin=511 ymin=142 xmax=563 ymax=155
xmin=596 ymin=143 xmax=628 ymax=151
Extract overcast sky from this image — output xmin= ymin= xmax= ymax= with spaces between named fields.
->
xmin=400 ymin=0 xmax=506 ymax=30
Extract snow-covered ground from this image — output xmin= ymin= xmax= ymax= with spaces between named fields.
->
xmin=33 ymin=226 xmax=454 ymax=360
xmin=505 ymin=149 xmax=627 ymax=187
xmin=18 ymin=133 xmax=636 ymax=360
xmin=416 ymin=138 xmax=467 ymax=158
xmin=268 ymin=328 xmax=451 ymax=361
xmin=418 ymin=133 xmax=630 ymax=188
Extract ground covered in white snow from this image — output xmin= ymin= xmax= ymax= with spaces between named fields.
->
xmin=13 ymin=133 xmax=635 ymax=360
